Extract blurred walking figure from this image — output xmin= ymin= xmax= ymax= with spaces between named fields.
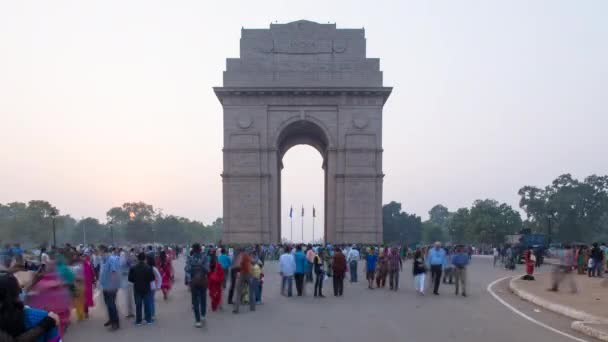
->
xmin=233 ymin=251 xmax=256 ymax=314
xmin=549 ymin=244 xmax=577 ymax=293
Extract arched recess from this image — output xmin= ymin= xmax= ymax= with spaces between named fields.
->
xmin=276 ymin=120 xmax=330 ymax=242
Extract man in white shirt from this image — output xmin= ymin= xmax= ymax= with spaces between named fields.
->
xmin=347 ymin=245 xmax=360 ymax=283
xmin=279 ymin=246 xmax=296 ymax=297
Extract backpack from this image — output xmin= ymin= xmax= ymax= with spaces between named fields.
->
xmin=190 ymin=259 xmax=207 ymax=288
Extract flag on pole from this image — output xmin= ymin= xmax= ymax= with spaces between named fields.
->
xmin=301 ymin=205 xmax=304 ymax=217
xmin=313 ymin=206 xmax=316 ymax=218
xmin=289 ymin=206 xmax=293 ymax=218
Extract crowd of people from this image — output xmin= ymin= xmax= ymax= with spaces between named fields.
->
xmin=0 ymin=240 xmax=477 ymax=340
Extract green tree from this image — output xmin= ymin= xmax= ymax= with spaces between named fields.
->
xmin=447 ymin=208 xmax=469 ymax=244
xmin=422 ymin=222 xmax=445 ymax=244
xmin=382 ymin=202 xmax=422 ymax=245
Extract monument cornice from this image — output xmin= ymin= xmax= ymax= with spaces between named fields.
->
xmin=214 ymin=87 xmax=392 ymax=104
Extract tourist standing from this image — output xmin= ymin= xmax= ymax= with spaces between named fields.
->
xmin=347 ymin=245 xmax=360 ymax=283
xmin=279 ymin=247 xmax=296 ymax=297
xmin=388 ymin=247 xmax=402 ymax=291
xmin=590 ymin=243 xmax=604 ymax=277
xmin=452 ymin=246 xmax=469 ymax=297
xmin=158 ymin=251 xmax=173 ymax=300
xmin=376 ymin=250 xmax=389 ymax=288
xmin=294 ymin=245 xmax=307 ymax=296
xmin=147 ymin=256 xmax=162 ymax=321
xmin=99 ymin=246 xmax=121 ymax=330
xmin=412 ymin=249 xmax=426 ymax=295
xmin=313 ymin=249 xmax=326 ymax=298
xmin=128 ymin=252 xmax=155 ymax=325
xmin=82 ymin=254 xmax=95 ymax=319
xmin=366 ymin=247 xmax=378 ymax=289
xmin=427 ymin=242 xmax=447 ymax=295
xmin=185 ymin=243 xmax=209 ymax=328
xmin=306 ymin=245 xmax=315 ymax=283
xmin=331 ymin=247 xmax=347 ymax=296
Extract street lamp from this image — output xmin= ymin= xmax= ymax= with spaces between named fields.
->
xmin=50 ymin=209 xmax=58 ymax=248
xmin=546 ymin=213 xmax=553 ymax=245
xmin=108 ymin=219 xmax=115 ymax=246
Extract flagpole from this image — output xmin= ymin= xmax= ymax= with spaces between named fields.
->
xmin=301 ymin=210 xmax=304 ymax=243
xmin=290 ymin=216 xmax=293 ymax=242
xmin=312 ymin=214 xmax=315 ymax=243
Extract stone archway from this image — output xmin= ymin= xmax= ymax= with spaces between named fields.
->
xmin=214 ymin=20 xmax=391 ymax=244
xmin=277 ymin=120 xmax=330 ymax=243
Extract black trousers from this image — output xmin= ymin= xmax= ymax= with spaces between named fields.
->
xmin=294 ymin=273 xmax=305 ymax=296
xmin=227 ymin=269 xmax=239 ymax=304
xmin=314 ymin=272 xmax=324 ymax=296
xmin=431 ymin=265 xmax=442 ymax=294
xmin=333 ymin=274 xmax=344 ymax=296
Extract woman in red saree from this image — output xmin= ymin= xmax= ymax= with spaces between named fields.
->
xmin=208 ymin=254 xmax=225 ymax=312
xmin=158 ymin=251 xmax=173 ymax=300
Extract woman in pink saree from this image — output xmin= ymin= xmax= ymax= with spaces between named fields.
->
xmin=26 ymin=264 xmax=72 ymax=334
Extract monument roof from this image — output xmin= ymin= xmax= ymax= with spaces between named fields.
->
xmin=220 ymin=21 xmax=385 ymax=88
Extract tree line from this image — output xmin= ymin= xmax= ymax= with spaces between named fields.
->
xmin=0 ymin=201 xmax=222 ymax=247
xmin=383 ymin=173 xmax=608 ymax=246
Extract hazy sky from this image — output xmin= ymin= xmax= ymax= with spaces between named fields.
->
xmin=1 ymin=0 xmax=607 ymax=241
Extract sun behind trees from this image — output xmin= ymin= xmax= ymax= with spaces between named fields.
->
xmin=0 ymin=201 xmax=222 ymax=246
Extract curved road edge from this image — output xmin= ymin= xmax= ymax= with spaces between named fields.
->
xmin=487 ymin=276 xmax=590 ymax=342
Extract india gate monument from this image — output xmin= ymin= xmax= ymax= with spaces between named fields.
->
xmin=214 ymin=20 xmax=392 ymax=244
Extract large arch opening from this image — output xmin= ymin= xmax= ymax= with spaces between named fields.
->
xmin=277 ymin=120 xmax=329 ymax=243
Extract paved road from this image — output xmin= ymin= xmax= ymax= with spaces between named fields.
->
xmin=66 ymin=256 xmax=591 ymax=342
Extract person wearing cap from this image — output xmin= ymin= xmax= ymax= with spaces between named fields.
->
xmin=347 ymin=245 xmax=360 ymax=283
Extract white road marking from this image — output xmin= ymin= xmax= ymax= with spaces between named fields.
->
xmin=487 ymin=276 xmax=589 ymax=342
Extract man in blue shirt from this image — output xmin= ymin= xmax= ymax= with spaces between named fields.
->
xmin=366 ymin=248 xmax=378 ymax=289
xmin=218 ymin=248 xmax=232 ymax=289
xmin=452 ymin=245 xmax=470 ymax=297
xmin=294 ymin=245 xmax=307 ymax=296
xmin=426 ymin=242 xmax=447 ymax=295
xmin=99 ymin=246 xmax=121 ymax=330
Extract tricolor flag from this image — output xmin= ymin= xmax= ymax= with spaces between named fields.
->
xmin=301 ymin=205 xmax=305 ymax=217
xmin=313 ymin=206 xmax=316 ymax=218
xmin=289 ymin=206 xmax=293 ymax=218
